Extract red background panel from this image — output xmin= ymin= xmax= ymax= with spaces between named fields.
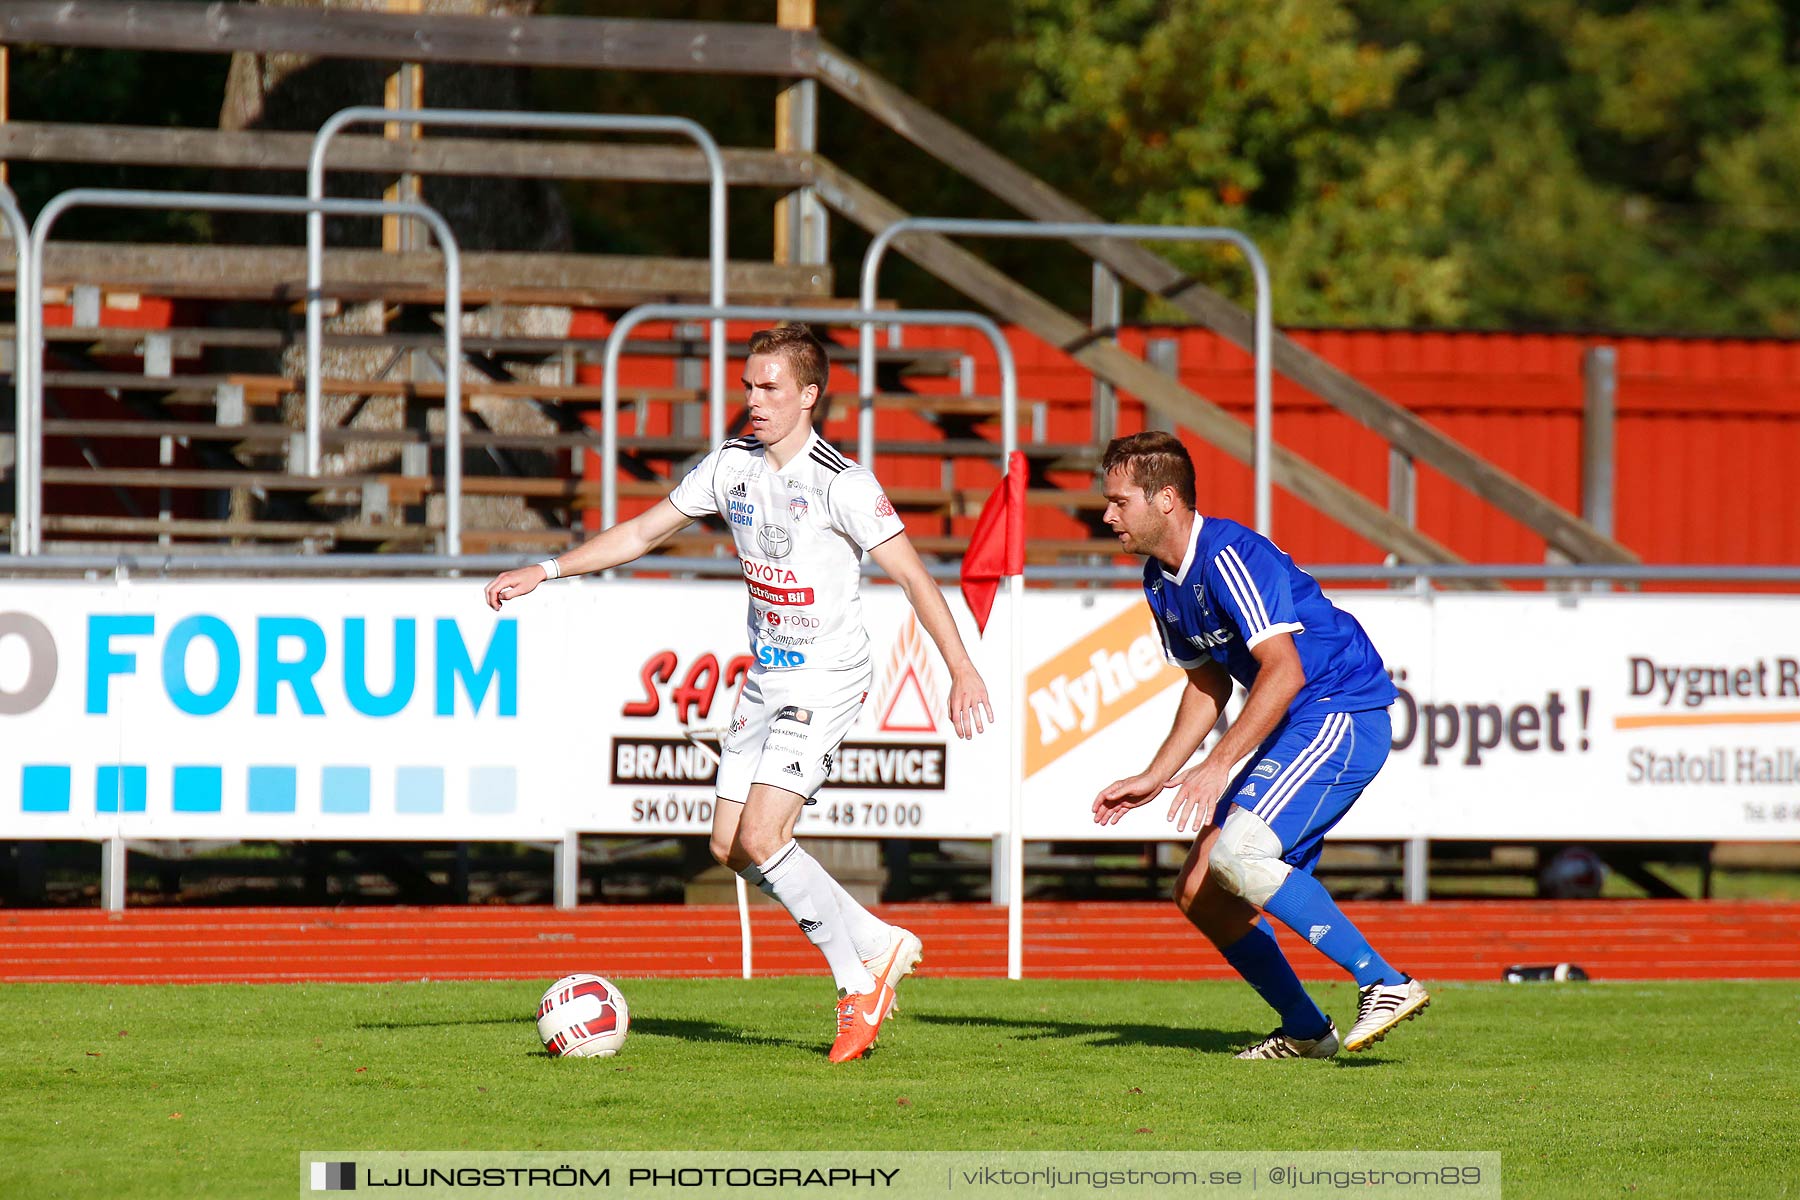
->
xmin=558 ymin=315 xmax=1800 ymax=570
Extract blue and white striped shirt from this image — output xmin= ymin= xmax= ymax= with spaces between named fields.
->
xmin=1141 ymin=514 xmax=1396 ymax=715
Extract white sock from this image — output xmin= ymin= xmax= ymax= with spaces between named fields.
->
xmin=742 ymin=862 xmax=890 ymax=963
xmin=758 ymin=842 xmax=877 ymax=995
xmin=820 ymin=872 xmax=891 ymax=963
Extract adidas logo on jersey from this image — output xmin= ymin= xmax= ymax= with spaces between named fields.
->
xmin=729 ymin=481 xmax=748 ymax=498
xmin=1241 ymin=784 xmax=1258 ymax=797
xmin=783 ymin=761 xmax=804 ymax=777
xmin=1308 ymin=924 xmax=1332 ymax=945
xmin=798 ymin=918 xmax=823 ymax=933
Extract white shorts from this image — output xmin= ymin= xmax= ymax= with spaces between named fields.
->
xmin=716 ymin=667 xmax=869 ymax=805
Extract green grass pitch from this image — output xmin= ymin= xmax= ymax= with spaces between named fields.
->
xmin=1 ymin=978 xmax=1795 ymax=1198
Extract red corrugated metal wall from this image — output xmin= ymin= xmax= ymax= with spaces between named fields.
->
xmin=881 ymin=325 xmax=1800 ymax=567
xmin=570 ymin=314 xmax=1800 ymax=568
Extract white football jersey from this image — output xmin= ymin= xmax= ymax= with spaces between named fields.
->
xmin=669 ymin=430 xmax=906 ymax=678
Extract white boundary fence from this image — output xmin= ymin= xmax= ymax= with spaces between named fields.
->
xmin=3 ymin=571 xmax=1798 ymax=917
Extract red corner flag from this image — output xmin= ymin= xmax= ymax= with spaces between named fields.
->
xmin=959 ymin=450 xmax=1027 ymax=635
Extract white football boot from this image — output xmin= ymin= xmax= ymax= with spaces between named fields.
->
xmin=1343 ymin=977 xmax=1431 ymax=1051
xmin=1235 ymin=1020 xmax=1340 ymax=1060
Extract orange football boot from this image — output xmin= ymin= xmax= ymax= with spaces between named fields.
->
xmin=828 ymin=984 xmax=894 ymax=1062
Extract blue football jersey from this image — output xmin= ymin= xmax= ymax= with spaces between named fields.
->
xmin=1142 ymin=515 xmax=1396 ymax=715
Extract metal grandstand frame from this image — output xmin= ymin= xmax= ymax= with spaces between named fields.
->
xmin=305 ymin=108 xmax=731 ymax=475
xmin=17 ymin=189 xmax=464 ymax=556
xmin=858 ymin=218 xmax=1275 ymax=533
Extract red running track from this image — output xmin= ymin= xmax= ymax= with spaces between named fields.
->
xmin=2 ymin=901 xmax=1796 ymax=984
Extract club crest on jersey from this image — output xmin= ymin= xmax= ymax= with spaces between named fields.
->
xmin=789 ymin=495 xmax=809 ymax=522
xmin=757 ymin=524 xmax=793 ymax=558
xmin=875 ymin=494 xmax=895 ymax=518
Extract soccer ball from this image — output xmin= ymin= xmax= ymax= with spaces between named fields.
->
xmin=537 ymin=974 xmax=630 ymax=1058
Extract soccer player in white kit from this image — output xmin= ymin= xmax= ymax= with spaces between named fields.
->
xmin=484 ymin=325 xmax=994 ymax=1062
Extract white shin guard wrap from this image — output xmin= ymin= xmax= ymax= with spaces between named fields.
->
xmin=1207 ymin=808 xmax=1293 ymax=908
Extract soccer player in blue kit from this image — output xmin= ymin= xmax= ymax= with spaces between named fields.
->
xmin=1091 ymin=432 xmax=1429 ymax=1058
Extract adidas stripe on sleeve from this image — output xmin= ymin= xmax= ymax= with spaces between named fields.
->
xmin=667 ymin=441 xmax=745 ymax=518
xmin=1208 ymin=539 xmax=1304 ymax=651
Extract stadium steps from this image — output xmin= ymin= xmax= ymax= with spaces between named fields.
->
xmin=25 ymin=309 xmax=1075 ymax=553
xmin=2 ymin=901 xmax=1794 ymax=984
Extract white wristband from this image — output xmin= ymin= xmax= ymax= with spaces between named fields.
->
xmin=538 ymin=557 xmax=562 ymax=581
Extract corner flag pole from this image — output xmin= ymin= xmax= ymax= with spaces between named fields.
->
xmin=1000 ymin=347 xmax=1024 ymax=984
xmin=1007 ymin=569 xmax=1025 ymax=980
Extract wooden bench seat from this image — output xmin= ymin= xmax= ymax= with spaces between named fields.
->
xmin=37 ymin=418 xmax=655 ymax=457
xmin=40 ymin=514 xmax=436 ymax=545
xmin=23 ymin=325 xmax=970 ymax=378
xmin=1 ymin=243 xmax=832 ymax=307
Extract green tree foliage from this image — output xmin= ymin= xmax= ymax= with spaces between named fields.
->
xmin=998 ymin=0 xmax=1469 ymax=325
xmin=999 ymin=0 xmax=1800 ymax=332
xmin=1356 ymin=0 xmax=1800 ymax=333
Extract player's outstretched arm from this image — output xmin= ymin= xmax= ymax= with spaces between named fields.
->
xmin=867 ymin=532 xmax=994 ymax=740
xmin=1094 ymin=660 xmax=1231 ymax=826
xmin=482 ymin=499 xmax=695 ymax=610
xmin=1164 ymin=634 xmax=1304 ymax=832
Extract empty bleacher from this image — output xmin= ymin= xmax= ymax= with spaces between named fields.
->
xmin=0 ymin=1 xmax=1631 ymax=571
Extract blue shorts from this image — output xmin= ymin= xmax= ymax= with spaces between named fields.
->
xmin=1220 ymin=707 xmax=1391 ymax=874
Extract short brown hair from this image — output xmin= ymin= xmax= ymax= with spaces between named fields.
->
xmin=1101 ymin=431 xmax=1197 ymax=508
xmin=747 ymin=324 xmax=829 ymax=396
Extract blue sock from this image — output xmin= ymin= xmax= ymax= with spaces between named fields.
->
xmin=1262 ymin=870 xmax=1405 ymax=987
xmin=1219 ymin=920 xmax=1331 ymax=1040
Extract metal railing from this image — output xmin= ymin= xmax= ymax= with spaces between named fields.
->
xmin=598 ymin=303 xmax=1017 ymax=526
xmin=1 ymin=183 xmax=30 ymax=552
xmin=858 ymin=218 xmax=1273 ymax=533
xmin=599 ymin=300 xmax=1034 ymax=976
xmin=306 ymin=107 xmax=729 ymax=475
xmin=2 ymin=552 xmax=1796 ymax=587
xmin=18 ymin=188 xmax=463 ymax=555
